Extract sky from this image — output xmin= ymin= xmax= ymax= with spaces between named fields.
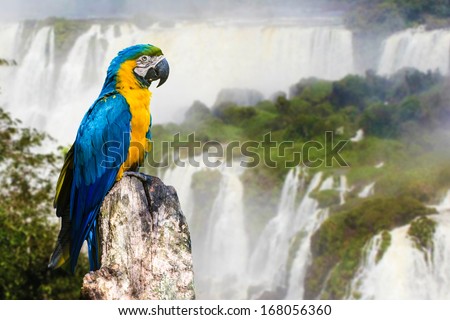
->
xmin=0 ymin=0 xmax=335 ymax=21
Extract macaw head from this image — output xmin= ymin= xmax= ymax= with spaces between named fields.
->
xmin=104 ymin=44 xmax=169 ymax=92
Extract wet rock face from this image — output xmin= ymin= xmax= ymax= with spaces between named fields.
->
xmin=81 ymin=174 xmax=195 ymax=300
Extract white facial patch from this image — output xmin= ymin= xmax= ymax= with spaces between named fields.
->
xmin=134 ymin=55 xmax=165 ymax=77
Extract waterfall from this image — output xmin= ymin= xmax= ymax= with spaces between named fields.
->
xmin=350 ymin=129 xmax=364 ymax=142
xmin=161 ymin=163 xmax=206 ymax=221
xmin=7 ymin=26 xmax=55 ymax=129
xmin=248 ymin=169 xmax=348 ymax=299
xmin=45 ymin=24 xmax=113 ymax=142
xmin=4 ymin=18 xmax=450 ymax=300
xmin=201 ymin=165 xmax=248 ymax=299
xmin=284 ymin=175 xmax=329 ymax=299
xmin=164 ymin=165 xmax=338 ymax=299
xmin=0 ymin=23 xmax=22 ymax=60
xmin=247 ymin=167 xmax=303 ymax=298
xmin=162 ymin=160 xmax=248 ymax=299
xmin=285 ymin=174 xmax=349 ymax=299
xmin=0 ymin=21 xmax=355 ymax=143
xmin=348 ymin=191 xmax=450 ymax=299
xmin=338 ymin=175 xmax=348 ymax=205
xmin=358 ymin=182 xmax=375 ymax=198
xmin=378 ymin=27 xmax=450 ymax=76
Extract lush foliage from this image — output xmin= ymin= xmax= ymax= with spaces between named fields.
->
xmin=152 ymin=67 xmax=450 ymax=299
xmin=0 ymin=108 xmax=88 ymax=299
xmin=306 ymin=197 xmax=435 ymax=299
xmin=343 ymin=0 xmax=450 ymax=33
xmin=154 ymin=68 xmax=450 ymax=182
xmin=408 ymin=216 xmax=437 ymax=253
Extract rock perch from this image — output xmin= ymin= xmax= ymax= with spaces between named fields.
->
xmin=81 ymin=173 xmax=195 ymax=300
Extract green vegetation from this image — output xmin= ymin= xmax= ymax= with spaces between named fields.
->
xmin=0 ymin=59 xmax=17 ymax=66
xmin=150 ymin=67 xmax=450 ymax=299
xmin=286 ymin=230 xmax=308 ymax=274
xmin=0 ymin=108 xmax=88 ymax=299
xmin=51 ymin=18 xmax=90 ymax=51
xmin=3 ymin=12 xmax=450 ymax=297
xmin=408 ymin=216 xmax=437 ymax=254
xmin=2 ymin=0 xmax=447 ymax=299
xmin=190 ymin=170 xmax=222 ymax=236
xmin=376 ymin=231 xmax=392 ymax=263
xmin=153 ymin=68 xmax=450 ymax=201
xmin=40 ymin=18 xmax=100 ymax=56
xmin=310 ymin=190 xmax=341 ymax=209
xmin=305 ymin=197 xmax=435 ymax=299
xmin=342 ymin=0 xmax=450 ymax=33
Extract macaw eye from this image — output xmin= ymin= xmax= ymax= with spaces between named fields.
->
xmin=141 ymin=56 xmax=148 ymax=62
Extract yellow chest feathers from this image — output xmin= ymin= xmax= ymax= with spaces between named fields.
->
xmin=116 ymin=60 xmax=152 ymax=179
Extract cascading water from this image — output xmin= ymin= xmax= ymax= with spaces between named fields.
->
xmin=162 ymin=160 xmax=248 ymax=299
xmin=162 ymin=164 xmax=348 ymax=299
xmin=4 ymin=20 xmax=449 ymax=145
xmin=0 ymin=21 xmax=355 ymax=143
xmin=338 ymin=175 xmax=348 ymax=205
xmin=3 ymin=17 xmax=450 ymax=301
xmin=248 ymin=169 xmax=348 ymax=299
xmin=285 ymin=173 xmax=348 ymax=299
xmin=0 ymin=23 xmax=22 ymax=61
xmin=51 ymin=24 xmax=110 ymax=142
xmin=284 ymin=176 xmax=330 ymax=299
xmin=8 ymin=26 xmax=55 ymax=129
xmin=247 ymin=167 xmax=304 ymax=298
xmin=378 ymin=27 xmax=450 ymax=76
xmin=161 ymin=163 xmax=206 ymax=221
xmin=358 ymin=182 xmax=375 ymax=198
xmin=347 ymin=191 xmax=450 ymax=299
xmin=201 ymin=165 xmax=248 ymax=299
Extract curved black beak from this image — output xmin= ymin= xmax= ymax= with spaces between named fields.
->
xmin=145 ymin=58 xmax=169 ymax=88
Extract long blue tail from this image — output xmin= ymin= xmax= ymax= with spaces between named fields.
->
xmin=87 ymin=219 xmax=101 ymax=271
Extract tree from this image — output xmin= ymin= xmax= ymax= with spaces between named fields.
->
xmin=0 ymin=108 xmax=88 ymax=299
xmin=331 ymin=75 xmax=370 ymax=110
xmin=360 ymin=102 xmax=398 ymax=138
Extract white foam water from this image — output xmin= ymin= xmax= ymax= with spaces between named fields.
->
xmin=0 ymin=21 xmax=355 ymax=143
xmin=348 ymin=191 xmax=450 ymax=299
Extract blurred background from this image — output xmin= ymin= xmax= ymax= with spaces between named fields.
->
xmin=1 ymin=0 xmax=450 ymax=299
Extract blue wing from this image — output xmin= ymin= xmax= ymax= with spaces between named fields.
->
xmin=70 ymin=92 xmax=131 ymax=273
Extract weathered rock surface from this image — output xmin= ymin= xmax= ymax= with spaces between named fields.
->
xmin=81 ymin=174 xmax=195 ymax=300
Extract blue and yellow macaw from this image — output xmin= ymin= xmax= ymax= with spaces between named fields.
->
xmin=49 ymin=44 xmax=169 ymax=273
